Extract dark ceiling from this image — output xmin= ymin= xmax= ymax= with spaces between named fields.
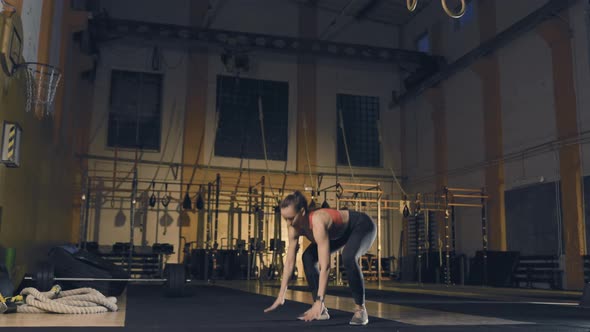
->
xmin=291 ymin=0 xmax=433 ymax=27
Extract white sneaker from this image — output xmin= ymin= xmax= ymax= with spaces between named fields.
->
xmin=349 ymin=308 xmax=368 ymax=325
xmin=297 ymin=305 xmax=330 ymax=321
xmin=317 ymin=306 xmax=330 ymax=320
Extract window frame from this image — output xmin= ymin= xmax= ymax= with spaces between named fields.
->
xmin=106 ymin=68 xmax=164 ymax=152
xmin=335 ymin=93 xmax=382 ymax=169
xmin=213 ymin=75 xmax=290 ymax=162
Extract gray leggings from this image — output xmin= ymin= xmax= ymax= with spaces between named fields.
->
xmin=302 ymin=211 xmax=376 ymax=305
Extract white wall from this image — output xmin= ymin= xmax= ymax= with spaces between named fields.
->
xmin=20 ymin=0 xmax=43 ymax=63
xmin=445 ymin=70 xmax=484 ymax=180
xmin=400 ymin=66 xmax=487 ymax=258
xmin=1 ymin=0 xmax=63 ymax=64
xmin=88 ymin=44 xmax=188 ymax=249
xmin=315 ymin=58 xmax=399 ymax=175
xmin=445 ymin=69 xmax=485 ymax=257
xmin=403 ymin=96 xmax=435 ymax=191
xmin=571 ymin=0 xmax=590 ymax=176
xmin=48 ymin=0 xmax=64 ymax=67
xmin=399 ymin=0 xmax=588 ymax=257
xmin=499 ymin=32 xmax=559 ymax=188
xmin=204 ymin=51 xmax=299 ymax=172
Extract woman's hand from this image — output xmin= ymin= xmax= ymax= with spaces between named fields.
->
xmin=263 ymin=297 xmax=285 ymax=313
xmin=299 ymin=301 xmax=324 ymax=321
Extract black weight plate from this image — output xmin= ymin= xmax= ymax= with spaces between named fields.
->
xmin=164 ymin=264 xmax=186 ymax=297
xmin=35 ymin=262 xmax=55 ymax=292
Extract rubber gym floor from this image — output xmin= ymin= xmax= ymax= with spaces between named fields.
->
xmin=2 ymin=280 xmax=590 ymax=331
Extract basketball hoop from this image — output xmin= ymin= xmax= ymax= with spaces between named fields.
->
xmin=15 ymin=62 xmax=62 ymax=119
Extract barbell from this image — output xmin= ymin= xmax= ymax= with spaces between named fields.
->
xmin=24 ymin=262 xmax=190 ymax=297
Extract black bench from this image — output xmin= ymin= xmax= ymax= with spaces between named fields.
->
xmin=513 ymin=255 xmax=562 ymax=289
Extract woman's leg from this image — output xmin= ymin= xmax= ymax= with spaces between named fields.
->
xmin=341 ymin=214 xmax=376 ymax=306
xmin=302 ymin=238 xmax=348 ymax=299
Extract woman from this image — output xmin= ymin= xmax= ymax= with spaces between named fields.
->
xmin=263 ymin=191 xmax=376 ymax=325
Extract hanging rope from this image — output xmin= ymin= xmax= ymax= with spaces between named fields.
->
xmin=153 ymin=88 xmax=200 ymax=203
xmin=553 ymin=150 xmax=563 ymax=257
xmin=201 ymin=110 xmax=220 ymax=185
xmin=199 ymin=74 xmax=225 ymax=186
xmin=4 ymin=286 xmax=118 ymax=314
xmin=376 ymin=118 xmax=408 ymax=197
xmin=338 ymin=109 xmax=355 ymax=181
xmin=151 ymin=98 xmax=179 ymax=183
xmin=109 ymin=149 xmax=144 ymax=201
xmin=302 ymin=112 xmax=316 ymax=193
xmin=231 ymin=157 xmax=245 ymax=203
xmin=390 ymin=167 xmax=408 ymax=196
xmin=156 ymin=97 xmax=184 ymax=196
xmin=111 ymin=145 xmax=118 ymax=208
xmin=97 ymin=81 xmax=182 ymax=210
xmin=231 ymin=122 xmax=247 ymax=205
xmin=257 ymin=96 xmax=277 ymax=199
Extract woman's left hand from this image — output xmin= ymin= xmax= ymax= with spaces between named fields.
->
xmin=300 ymin=300 xmax=324 ymax=322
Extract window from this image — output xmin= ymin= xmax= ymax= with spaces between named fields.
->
xmin=107 ymin=70 xmax=162 ymax=150
xmin=215 ymin=75 xmax=289 ymax=161
xmin=454 ymin=0 xmax=475 ymax=31
xmin=415 ymin=31 xmax=430 ymax=53
xmin=336 ymin=94 xmax=380 ymax=168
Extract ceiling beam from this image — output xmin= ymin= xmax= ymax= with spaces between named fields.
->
xmin=89 ymin=17 xmax=439 ymax=66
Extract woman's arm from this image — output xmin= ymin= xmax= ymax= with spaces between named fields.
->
xmin=313 ymin=217 xmax=330 ymax=303
xmin=301 ymin=211 xmax=331 ymax=321
xmin=277 ymin=225 xmax=299 ymax=301
xmin=264 ymin=225 xmax=299 ymax=312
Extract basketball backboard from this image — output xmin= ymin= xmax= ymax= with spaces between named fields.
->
xmin=0 ymin=6 xmax=23 ymax=76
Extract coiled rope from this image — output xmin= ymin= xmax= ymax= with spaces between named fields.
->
xmin=3 ymin=286 xmax=118 ymax=314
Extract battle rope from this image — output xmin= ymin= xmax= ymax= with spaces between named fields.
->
xmin=1 ymin=286 xmax=118 ymax=314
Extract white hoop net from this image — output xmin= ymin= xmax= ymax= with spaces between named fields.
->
xmin=18 ymin=62 xmax=62 ymax=119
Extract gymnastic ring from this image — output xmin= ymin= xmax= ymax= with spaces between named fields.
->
xmin=441 ymin=0 xmax=466 ymax=19
xmin=407 ymin=0 xmax=418 ymax=11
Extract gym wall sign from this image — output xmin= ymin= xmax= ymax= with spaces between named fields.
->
xmin=1 ymin=120 xmax=21 ymax=168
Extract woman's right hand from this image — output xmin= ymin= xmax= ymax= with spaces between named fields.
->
xmin=263 ymin=297 xmax=285 ymax=313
